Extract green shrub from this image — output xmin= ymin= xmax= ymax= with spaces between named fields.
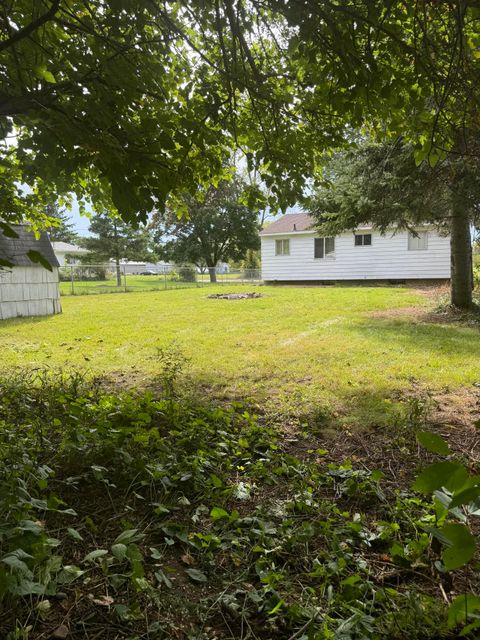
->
xmin=177 ymin=264 xmax=196 ymax=282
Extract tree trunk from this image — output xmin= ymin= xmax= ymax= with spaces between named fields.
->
xmin=450 ymin=194 xmax=473 ymax=309
xmin=208 ymin=267 xmax=217 ymax=283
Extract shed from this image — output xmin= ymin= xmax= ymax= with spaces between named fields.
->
xmin=0 ymin=225 xmax=62 ymax=320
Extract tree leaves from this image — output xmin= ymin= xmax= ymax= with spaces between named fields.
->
xmin=34 ymin=65 xmax=56 ymax=83
xmin=412 ymin=461 xmax=468 ymax=494
xmin=27 ymin=250 xmax=53 ymax=271
xmin=416 ymin=431 xmax=451 ymax=456
xmin=0 ymin=223 xmax=19 ymax=238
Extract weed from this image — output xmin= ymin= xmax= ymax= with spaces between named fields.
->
xmin=0 ymin=371 xmax=468 ymax=638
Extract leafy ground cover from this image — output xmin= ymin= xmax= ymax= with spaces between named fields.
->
xmin=0 ymin=368 xmax=479 ymax=640
xmin=1 ymin=285 xmax=480 ymax=638
xmin=0 ymin=285 xmax=479 ymax=427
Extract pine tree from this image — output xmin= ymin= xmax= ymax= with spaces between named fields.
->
xmin=82 ymin=213 xmax=153 ymax=286
xmin=46 ymin=204 xmax=79 ymax=244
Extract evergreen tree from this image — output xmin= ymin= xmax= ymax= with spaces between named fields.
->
xmin=82 ymin=213 xmax=153 ymax=286
xmin=308 ymin=141 xmax=480 ymax=308
xmin=46 ymin=204 xmax=79 ymax=244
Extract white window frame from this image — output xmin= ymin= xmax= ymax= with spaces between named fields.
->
xmin=408 ymin=230 xmax=428 ymax=251
xmin=314 ymin=237 xmax=335 ymax=259
xmin=275 ymin=238 xmax=290 ymax=256
xmin=354 ymin=233 xmax=372 ymax=246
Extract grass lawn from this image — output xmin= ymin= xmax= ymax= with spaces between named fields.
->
xmin=1 ymin=284 xmax=479 ymax=424
xmin=58 ymin=272 xmax=258 ymax=295
xmin=2 ymin=284 xmax=480 ymax=639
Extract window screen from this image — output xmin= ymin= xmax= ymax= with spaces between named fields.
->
xmin=275 ymin=239 xmax=290 ymax=256
xmin=314 ymin=238 xmax=324 ymax=259
xmin=325 ymin=237 xmax=335 ymax=255
xmin=355 ymin=234 xmax=372 ymax=246
xmin=314 ymin=237 xmax=335 ymax=258
xmin=408 ymin=231 xmax=428 ymax=251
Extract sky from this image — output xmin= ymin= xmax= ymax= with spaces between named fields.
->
xmin=68 ymin=197 xmax=93 ymax=237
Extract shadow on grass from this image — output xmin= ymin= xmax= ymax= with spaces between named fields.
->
xmin=351 ymin=315 xmax=480 ymax=359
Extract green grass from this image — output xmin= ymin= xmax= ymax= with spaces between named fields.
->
xmin=59 ymin=274 xmax=200 ymax=295
xmin=59 ymin=272 xmax=257 ymax=295
xmin=1 ymin=285 xmax=479 ymax=423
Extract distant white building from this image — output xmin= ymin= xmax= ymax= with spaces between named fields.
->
xmin=108 ymin=260 xmax=146 ymax=275
xmin=260 ymin=213 xmax=451 ymax=283
xmin=52 ymin=241 xmax=89 ymax=265
xmin=107 ymin=260 xmax=173 ymax=274
xmin=0 ymin=226 xmax=61 ymax=320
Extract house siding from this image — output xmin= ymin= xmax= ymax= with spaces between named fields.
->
xmin=0 ymin=267 xmax=62 ymax=320
xmin=261 ymin=228 xmax=450 ymax=281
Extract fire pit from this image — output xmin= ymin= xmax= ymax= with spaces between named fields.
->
xmin=207 ymin=292 xmax=263 ymax=300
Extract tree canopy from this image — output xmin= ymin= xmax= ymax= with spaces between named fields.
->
xmin=152 ymin=176 xmax=260 ymax=281
xmin=308 ymin=141 xmax=480 ymax=307
xmin=82 ymin=212 xmax=153 ymax=263
xmin=1 ymin=1 xmax=479 ymax=231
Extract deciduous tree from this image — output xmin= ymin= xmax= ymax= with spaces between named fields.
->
xmin=2 ymin=1 xmax=479 ymax=233
xmin=152 ymin=177 xmax=260 ymax=282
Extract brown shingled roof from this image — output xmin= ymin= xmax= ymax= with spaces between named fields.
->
xmin=260 ymin=213 xmax=313 ymax=235
xmin=0 ymin=225 xmax=59 ymax=267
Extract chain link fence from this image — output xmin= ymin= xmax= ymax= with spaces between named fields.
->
xmin=58 ymin=264 xmax=262 ymax=296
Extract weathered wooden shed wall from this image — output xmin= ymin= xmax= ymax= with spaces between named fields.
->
xmin=0 ymin=267 xmax=61 ymax=320
xmin=0 ymin=225 xmax=62 ymax=320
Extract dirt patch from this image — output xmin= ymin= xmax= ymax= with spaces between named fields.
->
xmin=369 ymin=305 xmax=429 ymax=321
xmin=207 ymin=292 xmax=262 ymax=300
xmin=280 ymin=385 xmax=480 ymax=494
xmin=370 ymin=303 xmax=480 ymax=327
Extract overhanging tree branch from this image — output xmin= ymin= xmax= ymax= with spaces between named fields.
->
xmin=0 ymin=0 xmax=61 ymax=52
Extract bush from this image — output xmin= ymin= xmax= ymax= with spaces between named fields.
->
xmin=177 ymin=264 xmax=196 ymax=282
xmin=60 ymin=265 xmax=108 ymax=281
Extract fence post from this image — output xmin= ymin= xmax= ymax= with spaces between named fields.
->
xmin=164 ymin=269 xmax=167 ymax=290
xmin=70 ymin=265 xmax=74 ymax=295
xmin=123 ymin=264 xmax=127 ymax=292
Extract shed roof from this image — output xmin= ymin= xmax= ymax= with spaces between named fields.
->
xmin=0 ymin=225 xmax=60 ymax=267
xmin=260 ymin=213 xmax=313 ymax=236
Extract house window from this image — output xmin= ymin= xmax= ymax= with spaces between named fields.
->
xmin=355 ymin=233 xmax=372 ymax=246
xmin=275 ymin=239 xmax=290 ymax=256
xmin=408 ymin=230 xmax=428 ymax=251
xmin=314 ymin=237 xmax=335 ymax=259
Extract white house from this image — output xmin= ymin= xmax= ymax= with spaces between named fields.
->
xmin=52 ymin=241 xmax=89 ymax=265
xmin=0 ymin=225 xmax=61 ymax=320
xmin=260 ymin=213 xmax=450 ymax=283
